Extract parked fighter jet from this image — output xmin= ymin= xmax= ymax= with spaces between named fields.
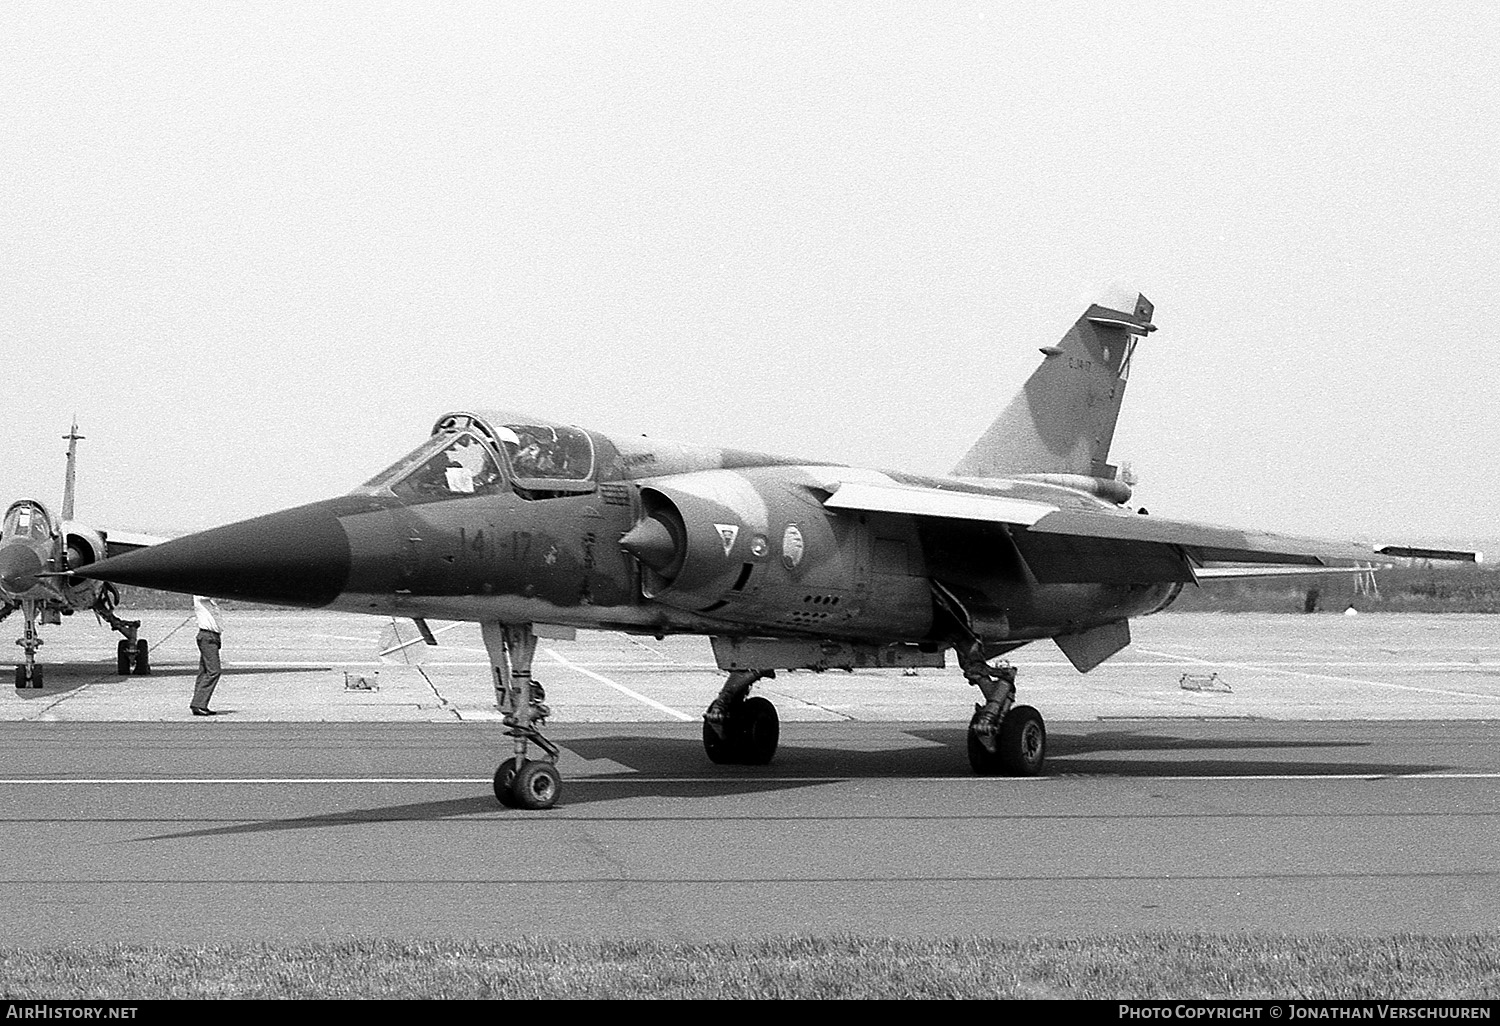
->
xmin=80 ymin=293 xmax=1476 ymax=806
xmin=2 ymin=424 xmax=161 ymax=687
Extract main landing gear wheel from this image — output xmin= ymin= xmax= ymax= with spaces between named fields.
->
xmin=703 ymin=695 xmax=780 ymax=765
xmin=999 ymin=705 xmax=1046 ymax=776
xmin=972 ymin=705 xmax=1044 ymax=780
xmin=967 ymin=704 xmax=1045 ymax=776
xmin=737 ymin=696 xmax=779 ymax=765
xmin=118 ymin=639 xmax=151 ymax=676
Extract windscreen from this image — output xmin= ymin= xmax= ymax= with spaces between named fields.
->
xmin=372 ymin=432 xmax=506 ymax=499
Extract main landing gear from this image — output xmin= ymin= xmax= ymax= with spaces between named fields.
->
xmin=957 ymin=640 xmax=1045 ymax=776
xmin=98 ymin=585 xmax=149 ymax=676
xmin=702 ymin=668 xmax=780 ymax=765
xmin=483 ymin=622 xmax=562 ymax=810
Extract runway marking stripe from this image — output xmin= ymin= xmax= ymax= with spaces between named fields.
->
xmin=1133 ymin=647 xmax=1500 ymax=701
xmin=543 ymin=649 xmax=695 ymax=721
xmin=108 ymin=658 xmax=1500 ymax=673
xmin=3 ymin=772 xmax=1500 ymax=785
xmin=6 ymin=873 xmax=1500 ymax=886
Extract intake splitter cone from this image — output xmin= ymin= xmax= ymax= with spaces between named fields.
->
xmin=619 ymin=516 xmax=681 ymax=575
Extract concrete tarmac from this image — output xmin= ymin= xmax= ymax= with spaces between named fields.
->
xmin=1 ymin=611 xmax=1497 ymax=946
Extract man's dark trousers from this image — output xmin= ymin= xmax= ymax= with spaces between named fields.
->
xmin=193 ymin=629 xmax=222 ymax=711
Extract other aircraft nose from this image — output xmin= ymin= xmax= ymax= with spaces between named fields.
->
xmin=80 ymin=499 xmax=354 ymax=607
xmin=0 ymin=542 xmax=44 ymax=594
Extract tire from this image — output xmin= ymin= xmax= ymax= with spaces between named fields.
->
xmin=117 ymin=640 xmax=131 ymax=676
xmin=703 ymin=717 xmax=740 ymax=764
xmin=13 ymin=665 xmax=24 ymax=689
xmin=133 ymin=640 xmax=151 ymax=676
xmin=493 ymin=758 xmax=519 ymax=806
xmin=510 ymin=761 xmax=561 ymax=810
xmin=737 ymin=696 xmax=780 ymax=765
xmin=998 ymin=705 xmax=1046 ymax=776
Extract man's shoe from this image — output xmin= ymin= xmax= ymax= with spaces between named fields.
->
xmin=190 ymin=707 xmax=217 ymax=716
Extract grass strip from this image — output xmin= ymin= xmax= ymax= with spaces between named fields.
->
xmin=3 ymin=933 xmax=1498 ymax=999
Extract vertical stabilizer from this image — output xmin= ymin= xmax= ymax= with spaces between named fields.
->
xmin=61 ymin=420 xmax=84 ymax=521
xmin=953 ymin=292 xmax=1155 ymax=479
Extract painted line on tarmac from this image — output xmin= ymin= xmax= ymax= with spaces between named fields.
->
xmin=151 ymin=658 xmax=1500 ymax=674
xmin=4 ymin=772 xmax=1500 ymax=785
xmin=1133 ymin=647 xmax=1500 ymax=701
xmin=544 ymin=648 xmax=695 ymax=721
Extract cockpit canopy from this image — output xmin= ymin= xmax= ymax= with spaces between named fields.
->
xmin=360 ymin=413 xmax=597 ymax=500
xmin=2 ymin=500 xmax=55 ymax=541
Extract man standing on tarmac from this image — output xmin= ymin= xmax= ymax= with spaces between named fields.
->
xmin=191 ymin=595 xmax=223 ymax=716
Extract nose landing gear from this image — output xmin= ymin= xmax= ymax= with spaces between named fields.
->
xmin=483 ymin=622 xmax=562 ymax=809
xmin=12 ymin=601 xmax=42 ymax=689
xmin=97 ymin=586 xmax=148 ymax=676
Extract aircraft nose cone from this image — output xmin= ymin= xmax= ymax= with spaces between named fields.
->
xmin=81 ymin=499 xmax=353 ymax=607
xmin=0 ymin=543 xmax=44 ymax=594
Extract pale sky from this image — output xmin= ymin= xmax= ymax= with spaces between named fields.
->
xmin=4 ymin=2 xmax=1497 ymax=548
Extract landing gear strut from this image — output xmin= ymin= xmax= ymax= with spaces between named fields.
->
xmin=97 ymin=585 xmax=148 ymax=676
xmin=957 ymin=640 xmax=1045 ymax=776
xmin=13 ymin=600 xmax=42 ymax=689
xmin=483 ymin=622 xmax=561 ymax=809
xmin=703 ymin=668 xmax=780 ymax=765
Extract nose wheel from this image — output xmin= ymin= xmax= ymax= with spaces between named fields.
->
xmin=495 ymin=758 xmax=562 ymax=810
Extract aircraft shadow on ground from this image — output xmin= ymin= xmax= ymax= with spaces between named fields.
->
xmin=132 ymin=727 xmax=1448 ymax=843
xmin=578 ymin=730 xmax=1437 ymax=782
xmin=133 ymin=778 xmax=829 ymax=843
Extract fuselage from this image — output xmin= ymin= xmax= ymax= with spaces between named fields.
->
xmin=81 ymin=409 xmax=1179 ymax=651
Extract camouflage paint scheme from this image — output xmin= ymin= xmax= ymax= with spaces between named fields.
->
xmin=83 ymin=292 xmax=1412 ymax=666
xmin=79 ymin=292 xmax=1474 ymax=800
